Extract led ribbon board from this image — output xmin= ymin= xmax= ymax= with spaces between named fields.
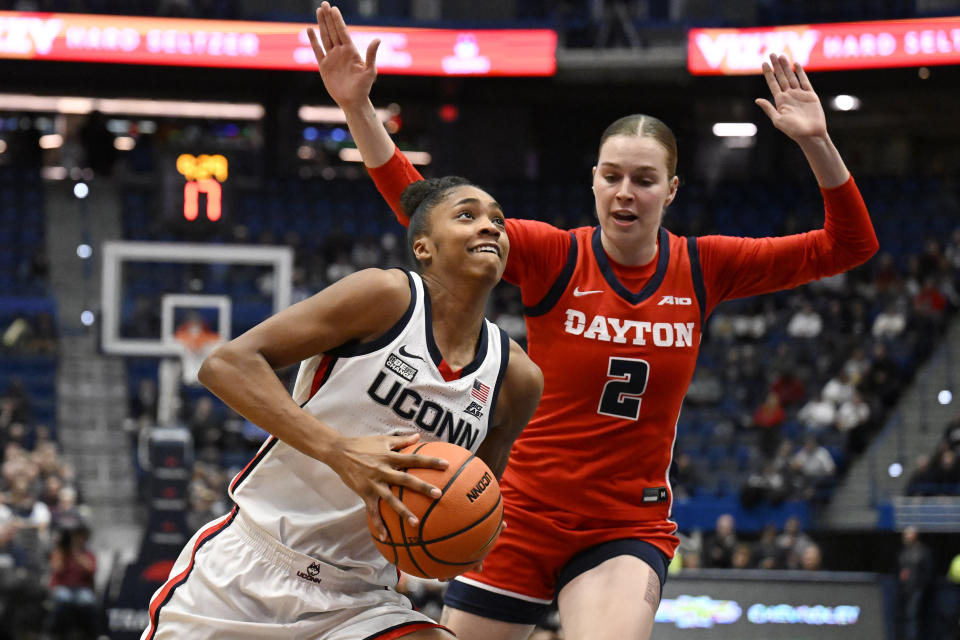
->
xmin=689 ymin=16 xmax=960 ymax=74
xmin=0 ymin=11 xmax=556 ymax=76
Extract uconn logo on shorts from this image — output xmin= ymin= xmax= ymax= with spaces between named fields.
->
xmin=297 ymin=562 xmax=323 ymax=585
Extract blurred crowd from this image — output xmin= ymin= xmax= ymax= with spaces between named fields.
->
xmin=0 ymin=379 xmax=98 ymax=639
xmin=907 ymin=409 xmax=960 ymax=497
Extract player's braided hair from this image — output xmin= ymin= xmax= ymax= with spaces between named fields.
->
xmin=400 ymin=176 xmax=477 ymax=271
xmin=599 ymin=114 xmax=678 ymax=177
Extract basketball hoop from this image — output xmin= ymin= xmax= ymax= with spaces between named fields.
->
xmin=173 ymin=317 xmax=221 ymax=386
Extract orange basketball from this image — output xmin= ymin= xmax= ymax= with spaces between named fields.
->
xmin=368 ymin=441 xmax=503 ymax=580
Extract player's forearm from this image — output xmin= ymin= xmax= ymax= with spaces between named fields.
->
xmin=797 ymin=134 xmax=849 ymax=189
xmin=342 ymin=97 xmax=395 ymax=169
xmin=198 ymin=346 xmax=340 ymax=462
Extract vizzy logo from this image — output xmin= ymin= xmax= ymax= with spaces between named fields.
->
xmin=657 ymin=296 xmax=692 ymax=306
xmin=573 ymin=287 xmax=604 ymax=297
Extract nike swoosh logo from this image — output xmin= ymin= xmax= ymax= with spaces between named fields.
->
xmin=573 ymin=287 xmax=604 ymax=297
xmin=398 ymin=345 xmax=424 ymax=361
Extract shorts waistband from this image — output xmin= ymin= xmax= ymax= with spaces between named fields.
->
xmin=233 ymin=510 xmax=380 ymax=593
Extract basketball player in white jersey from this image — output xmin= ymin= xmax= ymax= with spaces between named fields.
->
xmin=142 ymin=177 xmax=543 ymax=640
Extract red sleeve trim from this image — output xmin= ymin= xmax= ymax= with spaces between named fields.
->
xmin=366 ymin=146 xmax=425 ymax=227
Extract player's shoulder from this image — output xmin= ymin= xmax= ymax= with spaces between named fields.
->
xmin=339 ymin=267 xmax=411 ymax=296
xmin=329 ymin=268 xmax=413 ymax=322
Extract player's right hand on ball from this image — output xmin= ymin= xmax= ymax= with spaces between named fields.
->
xmin=329 ymin=432 xmax=448 ymax=540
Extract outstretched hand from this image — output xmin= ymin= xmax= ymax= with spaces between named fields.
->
xmin=307 ymin=1 xmax=380 ymax=109
xmin=327 ymin=432 xmax=449 ymax=541
xmin=755 ymin=53 xmax=828 ymax=143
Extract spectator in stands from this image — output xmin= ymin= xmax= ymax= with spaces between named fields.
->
xmin=903 ymin=255 xmax=924 ymax=298
xmin=898 ymin=526 xmax=934 ymax=640
xmin=129 ymin=378 xmax=158 ymax=426
xmin=917 ymin=239 xmax=946 ymax=282
xmin=836 ymin=391 xmax=871 ymax=453
xmin=769 ymin=363 xmax=807 ymax=409
xmin=324 ymin=251 xmax=356 ymax=283
xmin=800 ymin=543 xmax=823 ymax=571
xmin=187 ymin=396 xmax=225 ymax=452
xmin=6 ymin=475 xmax=51 ymax=564
xmin=791 ymin=436 xmax=836 ymax=499
xmin=753 ymin=524 xmax=781 ymax=569
xmin=870 ymin=252 xmax=902 ymax=300
xmin=872 ymin=298 xmax=908 ymax=339
xmin=730 ymin=543 xmax=753 ymax=570
xmin=47 ymin=524 xmax=98 ymax=639
xmin=0 ymin=520 xmax=33 ymax=640
xmin=752 ymin=391 xmax=785 ymax=457
xmin=0 ymin=379 xmax=32 ymax=431
xmin=703 ymin=513 xmax=739 ymax=568
xmin=931 ymin=448 xmax=960 ymax=493
xmin=859 ymin=343 xmax=901 ymax=409
xmin=913 ymin=277 xmax=948 ymax=333
xmin=943 ymin=413 xmax=960 ymax=454
xmin=842 ymin=346 xmax=871 ymax=386
xmin=776 ymin=516 xmax=814 ymax=570
xmin=786 ymin=300 xmax=823 ymax=339
xmin=822 ymin=371 xmax=855 ymax=407
xmin=669 ymin=453 xmax=700 ymax=500
xmin=905 ymin=454 xmax=936 ymax=497
xmin=797 ymin=391 xmax=836 ymax=432
xmin=944 ymin=228 xmax=960 ymax=276
xmin=51 ymin=486 xmax=85 ymax=531
xmin=740 ymin=461 xmax=789 ymax=509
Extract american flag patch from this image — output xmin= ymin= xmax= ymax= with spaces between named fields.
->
xmin=471 ymin=379 xmax=490 ymax=403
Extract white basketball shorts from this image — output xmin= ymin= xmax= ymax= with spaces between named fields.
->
xmin=142 ymin=508 xmax=447 ymax=639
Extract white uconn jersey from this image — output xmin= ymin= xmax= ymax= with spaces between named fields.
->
xmin=229 ymin=270 xmax=510 ymax=587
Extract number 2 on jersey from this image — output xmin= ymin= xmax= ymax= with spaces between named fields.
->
xmin=597 ymin=357 xmax=650 ymax=420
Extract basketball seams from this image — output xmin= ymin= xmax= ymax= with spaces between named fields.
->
xmin=418 ymin=452 xmax=475 ymax=531
xmin=394 ymin=441 xmax=434 ymax=578
xmin=368 ymin=441 xmax=503 ymax=578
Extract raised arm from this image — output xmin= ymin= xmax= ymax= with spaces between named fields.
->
xmin=755 ymin=53 xmax=848 ymax=188
xmin=475 ymin=341 xmax=543 ymax=479
xmin=198 ymin=268 xmax=446 ymax=537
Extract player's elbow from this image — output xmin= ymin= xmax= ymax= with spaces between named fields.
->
xmin=197 ymin=343 xmax=236 ymax=392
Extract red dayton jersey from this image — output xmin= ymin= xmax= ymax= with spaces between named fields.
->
xmin=508 ymin=225 xmax=705 ymax=552
xmin=368 ymin=147 xmax=878 ymax=558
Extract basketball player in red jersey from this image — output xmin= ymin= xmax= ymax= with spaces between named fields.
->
xmin=309 ymin=5 xmax=878 ymax=638
xmin=142 ymin=176 xmax=542 ymax=640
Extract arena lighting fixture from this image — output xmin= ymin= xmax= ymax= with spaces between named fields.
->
xmin=299 ymin=105 xmax=393 ymax=124
xmin=939 ymin=389 xmax=953 ymax=405
xmin=0 ymin=93 xmax=264 ymax=120
xmin=113 ymin=136 xmax=136 ymax=151
xmin=38 ymin=133 xmax=63 ymax=149
xmin=41 ymin=166 xmax=68 ymax=180
xmin=339 ymin=147 xmax=431 ymax=166
xmin=711 ymin=122 xmax=757 ymax=137
xmin=831 ymin=94 xmax=861 ymax=111
xmin=888 ymin=462 xmax=903 ymax=478
xmin=73 ymin=183 xmax=89 ymax=199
